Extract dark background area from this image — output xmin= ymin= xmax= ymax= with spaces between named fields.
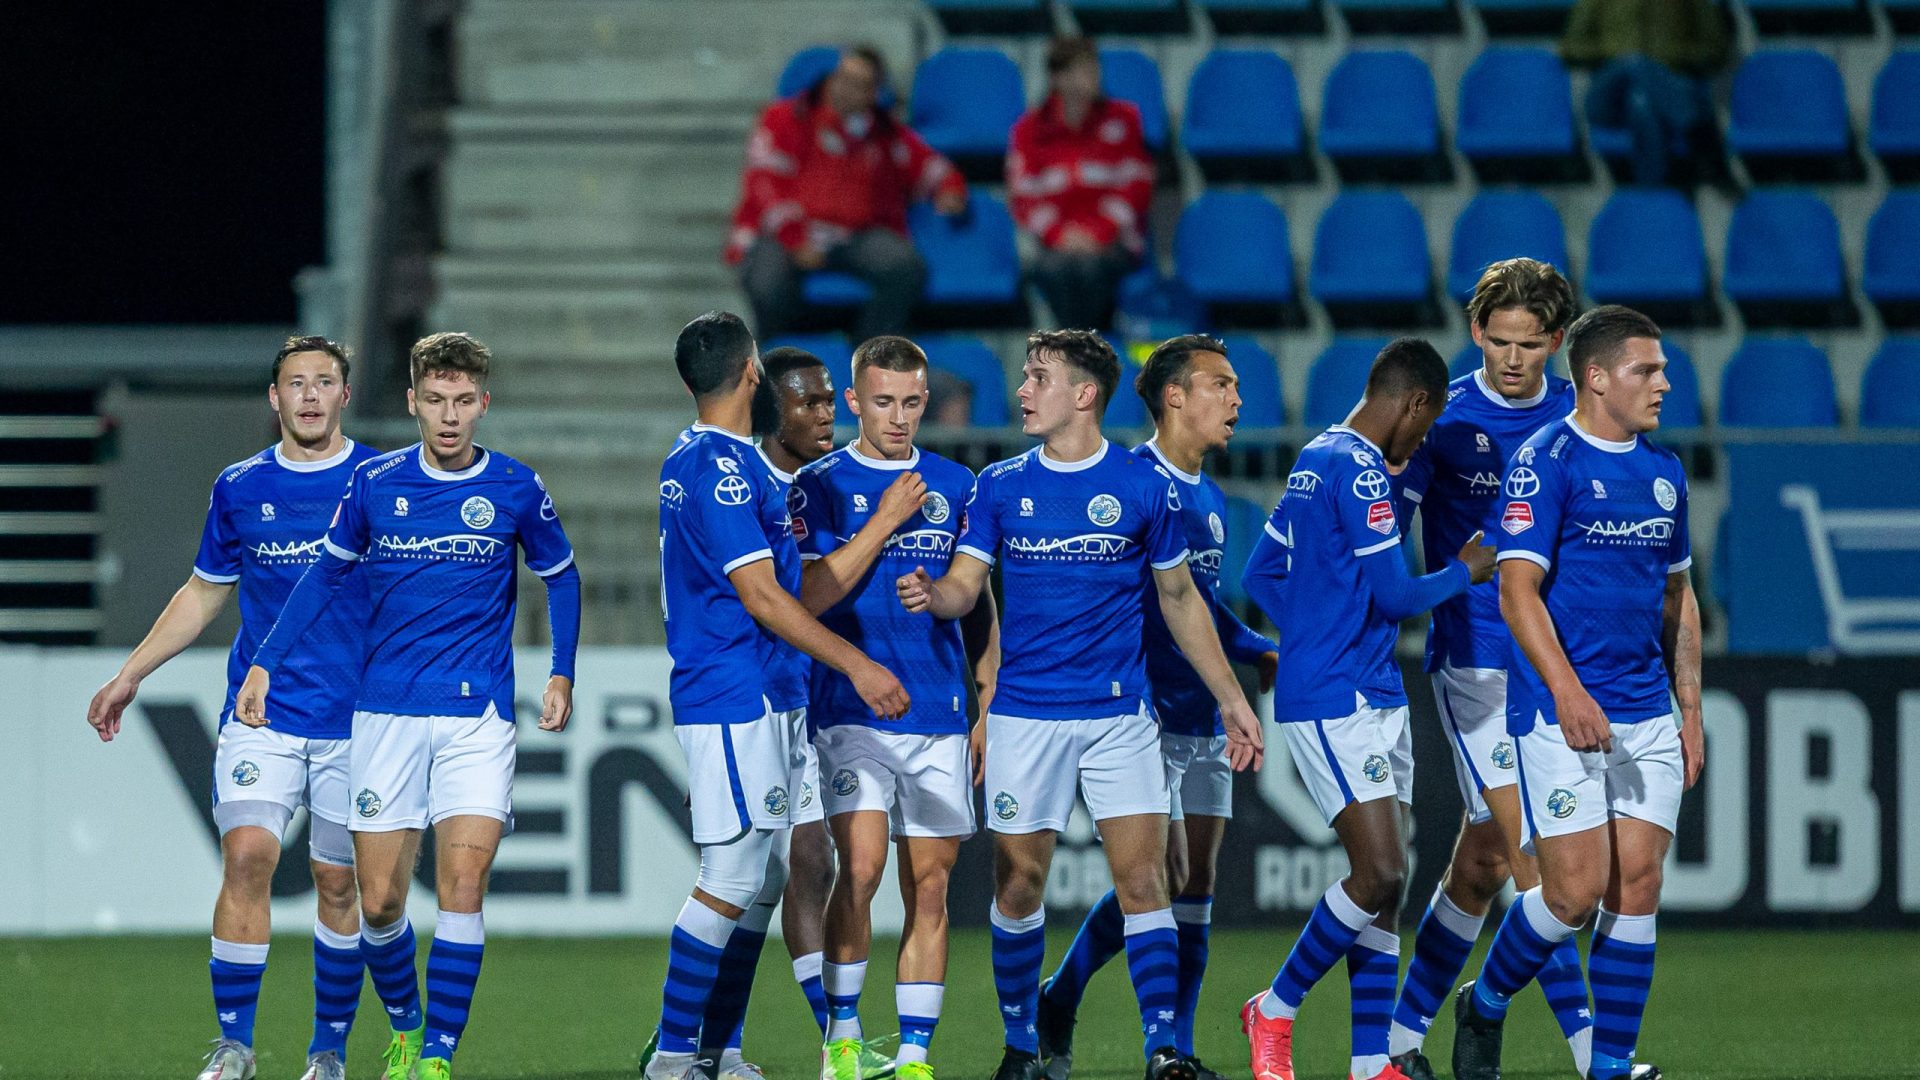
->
xmin=0 ymin=5 xmax=327 ymax=324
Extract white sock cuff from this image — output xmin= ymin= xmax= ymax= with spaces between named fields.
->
xmin=1518 ymin=888 xmax=1579 ymax=943
xmin=434 ymin=909 xmax=485 ymax=946
xmin=360 ymin=917 xmax=410 ymax=947
xmin=1594 ymin=906 xmax=1656 ymax=945
xmin=1324 ymin=882 xmax=1379 ymax=932
xmin=1355 ymin=924 xmax=1401 ymax=955
xmin=1171 ymin=898 xmax=1213 ymax=925
xmin=1430 ymin=886 xmax=1486 ymax=941
xmin=793 ymin=951 xmax=824 ymax=982
xmin=896 ymin=981 xmax=945 ymax=1017
xmin=211 ymin=937 xmax=269 ymax=965
xmin=1123 ymin=908 xmax=1177 ymax=935
xmin=736 ymin=900 xmax=776 ymax=935
xmin=314 ymin=922 xmax=359 ymax=952
xmin=824 ymin=960 xmax=869 ymax=996
xmin=676 ymin=896 xmax=739 ymax=950
xmin=990 ymin=903 xmax=1044 ymax=934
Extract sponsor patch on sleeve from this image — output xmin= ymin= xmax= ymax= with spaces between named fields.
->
xmin=1367 ymin=500 xmax=1394 ymax=534
xmin=1501 ymin=501 xmax=1534 ymax=535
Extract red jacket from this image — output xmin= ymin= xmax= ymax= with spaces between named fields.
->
xmin=1007 ymin=95 xmax=1155 ymax=256
xmin=725 ymin=89 xmax=967 ymax=265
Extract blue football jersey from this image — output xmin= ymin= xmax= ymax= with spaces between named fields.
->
xmin=794 ymin=444 xmax=978 ymax=735
xmin=1497 ymin=416 xmax=1691 ymax=735
xmin=757 ymin=446 xmax=810 ymax=714
xmin=659 ymin=425 xmax=791 ymax=726
xmin=1134 ymin=440 xmax=1276 ymax=737
xmin=193 ymin=440 xmax=381 ymax=738
xmin=958 ymin=441 xmax=1188 ymax=721
xmin=1397 ymin=370 xmax=1574 ymax=671
xmin=312 ymin=444 xmax=573 ymax=723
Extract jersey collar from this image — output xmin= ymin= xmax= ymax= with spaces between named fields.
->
xmin=1472 ymin=368 xmax=1550 ymax=409
xmin=1034 ymin=439 xmax=1109 ymax=473
xmin=273 ymin=438 xmax=356 ymax=473
xmin=846 ymin=441 xmax=920 ymax=471
xmin=1141 ymin=438 xmax=1201 ymax=484
xmin=690 ymin=422 xmax=756 ymax=447
xmin=1328 ymin=424 xmax=1385 ymax=459
xmin=756 ymin=445 xmax=796 ymax=483
xmin=417 ymin=443 xmax=490 ymax=480
xmin=1565 ymin=412 xmax=1637 ymax=453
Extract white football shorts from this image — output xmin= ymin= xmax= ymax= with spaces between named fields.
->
xmin=212 ymin=721 xmax=354 ymax=865
xmin=1280 ymin=696 xmax=1414 ymax=826
xmin=677 ymin=702 xmax=813 ymax=845
xmin=348 ymin=705 xmax=515 ymax=833
xmin=984 ymin=706 xmax=1169 ymax=834
xmin=1432 ymin=666 xmax=1521 ymax=825
xmin=816 ymin=724 xmax=975 ymax=838
xmin=1160 ymin=731 xmax=1233 ymax=821
xmin=1515 ymin=714 xmax=1684 ymax=853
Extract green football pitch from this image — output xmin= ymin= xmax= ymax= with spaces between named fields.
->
xmin=4 ymin=928 xmax=1911 ymax=1079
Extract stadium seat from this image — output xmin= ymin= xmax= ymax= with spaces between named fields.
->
xmin=1861 ymin=338 xmax=1920 ymax=427
xmin=1457 ymin=48 xmax=1583 ymax=182
xmin=776 ymin=46 xmax=839 ymax=99
xmin=1719 ymin=338 xmax=1839 ymax=428
xmin=1870 ymin=53 xmax=1920 ymax=182
xmin=1585 ymin=191 xmax=1712 ymax=327
xmin=800 ymin=271 xmax=873 ymax=311
xmin=1305 ymin=339 xmax=1390 ymax=429
xmin=1100 ymin=48 xmax=1170 ymax=156
xmin=909 ymin=48 xmax=1024 ymax=180
xmin=1723 ymin=192 xmax=1854 ymax=329
xmin=1101 ymin=339 xmax=1152 ymax=429
xmin=1219 ymin=335 xmax=1285 ymax=428
xmin=1446 ymin=191 xmax=1570 ymax=304
xmin=764 ymin=334 xmax=856 ymax=425
xmin=1742 ymin=0 xmax=1871 ymax=35
xmin=1183 ymin=49 xmax=1311 ymax=182
xmin=1319 ymin=51 xmax=1449 ymax=183
xmin=1728 ymin=50 xmax=1859 ymax=182
xmin=1450 ymin=342 xmax=1481 ymax=380
xmin=925 ymin=0 xmax=1051 ymax=34
xmin=1310 ymin=192 xmax=1436 ymax=328
xmin=919 ymin=335 xmax=1010 ymax=426
xmin=1068 ymin=0 xmax=1189 ymax=33
xmin=908 ymin=193 xmax=1024 ymax=325
xmin=1332 ymin=0 xmax=1459 ymax=34
xmin=1656 ymin=339 xmax=1705 ymax=429
xmin=1199 ymin=0 xmax=1326 ymax=35
xmin=1220 ymin=495 xmax=1271 ymax=604
xmin=1474 ymin=0 xmax=1575 ymax=36
xmin=1865 ymin=192 xmax=1920 ymax=328
xmin=1175 ymin=192 xmax=1299 ymax=327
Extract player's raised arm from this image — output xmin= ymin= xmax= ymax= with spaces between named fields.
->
xmin=88 ymin=574 xmax=234 ymax=741
xmin=730 ymin=558 xmax=910 ymax=720
xmin=798 ymin=468 xmax=925 ymax=614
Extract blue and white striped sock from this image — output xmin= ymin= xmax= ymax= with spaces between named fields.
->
xmin=1472 ymin=888 xmax=1577 ymax=1021
xmin=896 ymin=982 xmax=944 ymax=1065
xmin=824 ymin=959 xmax=868 ymax=1043
xmin=1538 ymin=936 xmax=1595 ymax=1070
xmin=1588 ymin=908 xmax=1657 ymax=1080
xmin=1347 ymin=925 xmax=1401 ymax=1080
xmin=310 ymin=922 xmax=364 ymax=1060
xmin=1259 ymin=882 xmax=1376 ymax=1020
xmin=359 ymin=918 xmax=423 ymax=1033
xmin=793 ymin=952 xmax=830 ymax=1035
xmin=210 ymin=938 xmax=269 ymax=1047
xmin=1389 ymin=886 xmax=1484 ymax=1055
xmin=990 ymin=904 xmax=1045 ymax=1054
xmin=709 ymin=900 xmax=774 ymax=1054
xmin=420 ymin=910 xmax=485 ymax=1062
xmin=1043 ymin=889 xmax=1123 ymax=1011
xmin=657 ymin=898 xmax=736 ymax=1055
xmin=1122 ymin=909 xmax=1181 ymax=1060
xmin=1170 ymin=897 xmax=1213 ymax=1057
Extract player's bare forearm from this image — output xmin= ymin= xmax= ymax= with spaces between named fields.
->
xmin=962 ymin=589 xmax=1000 ymax=715
xmin=903 ymin=554 xmax=988 ymax=620
xmin=1154 ymin=564 xmax=1243 ymax=708
xmin=801 ymin=530 xmax=889 ymax=615
xmin=1664 ymin=570 xmax=1703 ymax=722
xmin=1499 ymin=561 xmax=1582 ymax=699
xmin=734 ymin=560 xmax=873 ymax=677
xmin=120 ymin=575 xmax=232 ymax=682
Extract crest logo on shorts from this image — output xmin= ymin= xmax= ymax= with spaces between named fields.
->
xmin=1361 ymin=755 xmax=1390 ymax=784
xmin=460 ymin=496 xmax=496 ymax=529
xmin=832 ymin=769 xmax=860 ymax=797
xmin=992 ymin=790 xmax=1020 ymax=821
xmin=923 ymin=491 xmax=950 ymax=525
xmin=800 ymin=782 xmax=815 ymax=810
xmin=356 ymin=788 xmax=383 ymax=818
xmin=1491 ymin=741 xmax=1515 ymax=770
xmin=1653 ymin=477 xmax=1678 ymax=512
xmin=764 ymin=785 xmax=789 ymax=816
xmin=1547 ymin=787 xmax=1578 ymax=819
xmin=232 ymin=760 xmax=260 ymax=786
xmin=1208 ymin=512 xmax=1225 ymax=545
xmin=1087 ymin=494 xmax=1123 ymax=527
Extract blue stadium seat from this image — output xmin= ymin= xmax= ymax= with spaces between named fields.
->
xmin=908 ymin=193 xmax=1022 ymax=313
xmin=1729 ymin=50 xmax=1857 ymax=182
xmin=1861 ymin=338 xmax=1920 ymax=427
xmin=1871 ymin=53 xmax=1920 ymax=182
xmin=925 ymin=0 xmax=1051 ymax=34
xmin=919 ymin=335 xmax=1010 ymax=426
xmin=1723 ymin=192 xmax=1853 ymax=328
xmin=776 ymin=46 xmax=840 ymax=99
xmin=1100 ymin=48 xmax=1170 ymax=155
xmin=1219 ymin=335 xmax=1286 ymax=428
xmin=1332 ymin=0 xmax=1459 ymax=34
xmin=800 ymin=272 xmax=872 ymax=310
xmin=1305 ymin=339 xmax=1390 ymax=429
xmin=1101 ymin=336 xmax=1153 ymax=429
xmin=1866 ymin=192 xmax=1920 ymax=327
xmin=1457 ymin=48 xmax=1581 ymax=181
xmin=1068 ymin=0 xmax=1189 ymax=33
xmin=1585 ymin=191 xmax=1710 ymax=324
xmin=1450 ymin=342 xmax=1482 ymax=380
xmin=1183 ymin=49 xmax=1310 ymax=182
xmin=1220 ymin=495 xmax=1270 ymax=604
xmin=1175 ymin=192 xmax=1297 ymax=326
xmin=764 ymin=334 xmax=856 ymax=424
xmin=1474 ymin=0 xmax=1575 ymax=35
xmin=1311 ymin=192 xmax=1433 ymax=326
xmin=1446 ymin=191 xmax=1570 ymax=304
xmin=1199 ymin=0 xmax=1326 ymax=36
xmin=1319 ymin=51 xmax=1449 ymax=182
xmin=1657 ymin=339 xmax=1705 ymax=428
xmin=909 ymin=48 xmax=1024 ymax=176
xmin=1719 ymin=338 xmax=1839 ymax=428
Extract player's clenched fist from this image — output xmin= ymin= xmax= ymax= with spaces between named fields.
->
xmin=234 ymin=665 xmax=272 ymax=727
xmin=876 ymin=471 xmax=928 ymax=530
xmin=1458 ymin=529 xmax=1497 ymax=585
xmin=850 ymin=659 xmax=911 ymax=721
xmin=538 ymin=674 xmax=574 ymax=732
xmin=1554 ymin=682 xmax=1613 ymax=754
xmin=896 ymin=566 xmax=935 ymax=613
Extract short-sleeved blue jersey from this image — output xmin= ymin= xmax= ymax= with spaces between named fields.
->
xmin=795 ymin=444 xmax=978 ymax=734
xmin=958 ymin=441 xmax=1188 ymax=721
xmin=307 ymin=444 xmax=573 ymax=723
xmin=757 ymin=447 xmax=810 ymax=714
xmin=1133 ymin=440 xmax=1277 ymax=737
xmin=1397 ymin=370 xmax=1574 ymax=671
xmin=1496 ymin=415 xmax=1691 ymax=735
xmin=193 ymin=440 xmax=381 ymax=738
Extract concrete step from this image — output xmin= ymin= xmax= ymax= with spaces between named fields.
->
xmin=431 ymin=255 xmax=742 ymax=363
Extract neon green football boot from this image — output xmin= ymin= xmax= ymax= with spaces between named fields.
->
xmin=822 ymin=1039 xmax=864 ymax=1080
xmin=380 ymin=1025 xmax=424 ymax=1080
xmin=417 ymin=1057 xmax=453 ymax=1080
xmin=858 ymin=1039 xmax=898 ymax=1080
xmin=895 ymin=1062 xmax=936 ymax=1080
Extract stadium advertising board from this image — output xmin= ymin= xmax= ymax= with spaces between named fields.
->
xmin=1 ymin=649 xmax=1914 ymax=933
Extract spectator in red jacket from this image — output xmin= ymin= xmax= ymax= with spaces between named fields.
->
xmin=1007 ymin=36 xmax=1155 ymax=331
xmin=728 ymin=45 xmax=968 ymax=341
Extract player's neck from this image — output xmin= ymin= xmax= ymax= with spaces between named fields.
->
xmin=277 ymin=429 xmax=346 ymax=464
xmin=762 ymin=439 xmax=806 ymax=477
xmin=694 ymin=395 xmax=754 ymax=440
xmin=852 ymin=433 xmax=914 ymax=463
xmin=1151 ymin=424 xmax=1207 ymax=476
xmin=422 ymin=442 xmax=478 ymax=473
xmin=1340 ymin=401 xmax=1394 ymax=457
xmin=1572 ymin=399 xmax=1635 ymax=444
xmin=1041 ymin=423 xmax=1104 ymax=465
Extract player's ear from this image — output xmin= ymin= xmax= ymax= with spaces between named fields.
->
xmin=845 ymin=385 xmax=861 ymax=417
xmin=340 ymin=383 xmax=352 ymax=410
xmin=406 ymin=387 xmax=418 ymax=417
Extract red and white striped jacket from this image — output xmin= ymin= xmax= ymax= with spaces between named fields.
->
xmin=1006 ymin=95 xmax=1155 ymax=256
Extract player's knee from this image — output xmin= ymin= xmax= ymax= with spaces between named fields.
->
xmin=1611 ymin=857 xmax=1664 ymax=911
xmin=1111 ymin=859 xmax=1170 ymax=911
xmin=1164 ymin=849 xmax=1191 ymax=898
xmin=221 ymin=832 xmax=281 ymax=892
xmin=1348 ymin=851 xmax=1408 ymax=913
xmin=1177 ymin=860 xmax=1216 ymax=898
xmin=359 ymin=886 xmax=407 ymax=928
xmin=310 ymin=864 xmax=358 ymax=917
xmin=1540 ymin=880 xmax=1601 ymax=928
xmin=1450 ymin=843 xmax=1510 ymax=903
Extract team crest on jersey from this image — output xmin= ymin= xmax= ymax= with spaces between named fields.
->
xmin=1502 ymin=501 xmax=1534 ymax=535
xmin=1087 ymin=494 xmax=1123 ymax=527
xmin=1208 ymin=512 xmax=1224 ymax=545
xmin=1546 ymin=787 xmax=1578 ymax=819
xmin=1505 ymin=468 xmax=1541 ymax=499
xmin=356 ymin=788 xmax=383 ymax=818
xmin=1366 ymin=500 xmax=1394 ymax=534
xmin=1352 ymin=469 xmax=1390 ymax=500
xmin=260 ymin=503 xmax=276 ymax=521
xmin=394 ymin=497 xmax=410 ymax=517
xmin=1361 ymin=755 xmax=1390 ymax=784
xmin=764 ymin=785 xmax=789 ymax=816
xmin=832 ymin=768 xmax=859 ymax=797
xmin=1653 ymin=477 xmax=1677 ymax=511
xmin=992 ymin=790 xmax=1020 ymax=821
xmin=231 ymin=760 xmax=260 ymax=786
xmin=1491 ymin=742 xmax=1515 ymax=770
xmin=924 ymin=491 xmax=950 ymax=524
xmin=800 ymin=782 xmax=815 ymax=810
xmin=460 ymin=496 xmax=496 ymax=529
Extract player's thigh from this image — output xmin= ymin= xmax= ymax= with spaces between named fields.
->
xmin=827 ymin=810 xmax=893 ymax=892
xmin=896 ymin=832 xmax=964 ymax=911
xmin=983 ymin=712 xmax=1081 ymax=834
xmin=426 ymin=707 xmax=516 ymax=829
xmin=212 ymin=722 xmax=309 ymax=848
xmin=348 ymin=711 xmax=432 ymax=832
xmin=817 ymin=724 xmax=902 ymax=824
xmin=1478 ymin=783 xmax=1538 ymax=890
xmin=1518 ymin=719 xmax=1613 ymax=910
xmin=1603 ymin=815 xmax=1673 ymax=914
xmin=1278 ymin=702 xmax=1407 ymax=827
xmin=991 ymin=828 xmax=1058 ymax=908
xmin=1434 ymin=667 xmax=1520 ymax=826
xmin=352 ymin=827 xmax=423 ymax=911
xmin=1178 ymin=813 xmax=1229 ymax=893
xmin=1077 ymin=707 xmax=1173 ymax=825
xmin=892 ymin=731 xmax=975 ymax=840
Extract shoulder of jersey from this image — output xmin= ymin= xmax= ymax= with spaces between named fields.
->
xmin=919 ymin=449 xmax=974 ymax=487
xmin=981 ymin=450 xmax=1033 ymax=480
xmin=1444 ymin=373 xmax=1475 ymax=405
xmin=1548 ymin=374 xmax=1574 ymax=399
xmin=216 ymin=448 xmax=276 ymax=486
xmin=1522 ymin=417 xmax=1573 ymax=464
xmin=347 ymin=441 xmax=386 ymax=466
xmin=354 ymin=446 xmax=416 ymax=486
xmin=799 ymin=448 xmax=850 ymax=480
xmin=481 ymin=447 xmax=536 ymax=479
xmin=1329 ymin=430 xmax=1382 ymax=472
